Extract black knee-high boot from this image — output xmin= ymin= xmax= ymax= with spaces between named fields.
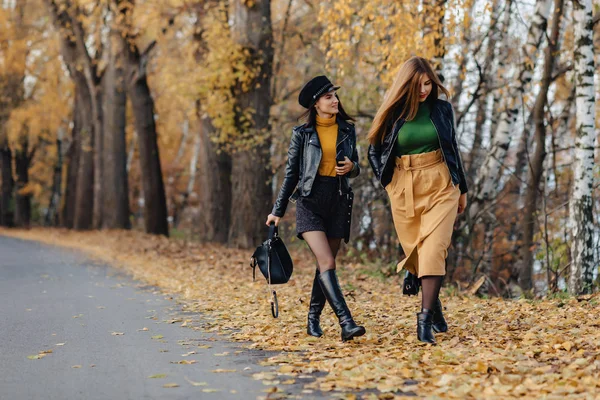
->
xmin=307 ymin=269 xmax=326 ymax=337
xmin=318 ymin=269 xmax=366 ymax=341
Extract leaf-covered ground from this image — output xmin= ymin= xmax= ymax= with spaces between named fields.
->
xmin=3 ymin=228 xmax=600 ymax=399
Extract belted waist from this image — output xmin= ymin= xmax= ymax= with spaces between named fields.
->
xmin=395 ymin=149 xmax=444 ymax=170
xmin=394 ymin=150 xmax=444 ymax=218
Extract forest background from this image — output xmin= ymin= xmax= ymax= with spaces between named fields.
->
xmin=0 ymin=0 xmax=599 ymax=296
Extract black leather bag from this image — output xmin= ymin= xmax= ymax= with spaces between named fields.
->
xmin=250 ymin=223 xmax=293 ymax=317
xmin=402 ymin=270 xmax=421 ymax=296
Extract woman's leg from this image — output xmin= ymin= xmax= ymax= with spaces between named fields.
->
xmin=417 ymin=275 xmax=444 ymax=344
xmin=421 ymin=276 xmax=443 ymax=311
xmin=306 ymin=237 xmax=342 ymax=337
xmin=328 ymin=237 xmax=342 ymax=259
xmin=303 ymin=231 xmax=365 ymax=341
xmin=423 ymin=275 xmax=448 ymax=333
xmin=303 ymin=231 xmax=337 ymax=273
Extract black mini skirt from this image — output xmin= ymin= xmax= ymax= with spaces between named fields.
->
xmin=296 ymin=175 xmax=347 ymax=240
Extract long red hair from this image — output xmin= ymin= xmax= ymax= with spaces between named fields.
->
xmin=367 ymin=57 xmax=449 ymax=145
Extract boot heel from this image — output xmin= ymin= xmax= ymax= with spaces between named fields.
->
xmin=341 ymin=325 xmax=366 ymax=341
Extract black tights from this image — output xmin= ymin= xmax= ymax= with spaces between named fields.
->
xmin=421 ymin=275 xmax=443 ymax=311
xmin=302 ymin=231 xmax=341 ymax=272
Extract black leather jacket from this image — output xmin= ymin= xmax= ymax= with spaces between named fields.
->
xmin=271 ymin=117 xmax=360 ymax=217
xmin=368 ymin=99 xmax=468 ymax=194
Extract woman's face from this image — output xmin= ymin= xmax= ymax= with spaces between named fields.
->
xmin=418 ymin=74 xmax=433 ymax=102
xmin=315 ymin=91 xmax=339 ymax=116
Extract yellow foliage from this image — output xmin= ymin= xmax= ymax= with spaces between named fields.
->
xmin=318 ymin=0 xmax=472 ymax=90
xmin=1 ymin=1 xmax=71 ymax=209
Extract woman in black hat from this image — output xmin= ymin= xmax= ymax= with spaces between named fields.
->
xmin=266 ymin=75 xmax=366 ymax=342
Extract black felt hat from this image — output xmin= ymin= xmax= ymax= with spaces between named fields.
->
xmin=298 ymin=75 xmax=340 ymax=109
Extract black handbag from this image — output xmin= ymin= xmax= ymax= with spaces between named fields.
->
xmin=250 ymin=223 xmax=293 ymax=318
xmin=402 ymin=270 xmax=421 ymax=296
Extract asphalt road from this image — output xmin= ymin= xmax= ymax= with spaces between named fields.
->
xmin=0 ymin=235 xmax=315 ymax=400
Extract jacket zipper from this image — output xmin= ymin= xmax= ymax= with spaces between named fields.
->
xmin=430 ymin=117 xmax=456 ymax=188
xmin=336 ymin=128 xmax=350 ymax=195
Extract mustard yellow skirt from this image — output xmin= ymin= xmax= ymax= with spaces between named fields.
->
xmin=385 ymin=149 xmax=460 ymax=277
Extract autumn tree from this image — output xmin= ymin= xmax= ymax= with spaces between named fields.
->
xmin=227 ymin=0 xmax=274 ymax=248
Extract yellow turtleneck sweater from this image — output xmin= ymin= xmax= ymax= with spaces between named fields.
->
xmin=316 ymin=114 xmax=338 ymax=177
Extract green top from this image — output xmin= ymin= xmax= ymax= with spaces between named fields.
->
xmin=395 ymin=102 xmax=440 ymax=156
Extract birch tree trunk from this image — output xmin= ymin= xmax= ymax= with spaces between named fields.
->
xmin=470 ymin=0 xmax=553 ymax=220
xmin=568 ymin=0 xmax=596 ymax=295
xmin=519 ymin=0 xmax=564 ymax=291
xmin=488 ymin=0 xmax=514 ymax=141
xmin=466 ymin=0 xmax=507 ymax=177
xmin=228 ymin=0 xmax=274 ymax=248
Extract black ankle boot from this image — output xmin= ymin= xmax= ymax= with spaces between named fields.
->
xmin=318 ymin=269 xmax=366 ymax=341
xmin=417 ymin=310 xmax=436 ymax=344
xmin=432 ymin=298 xmax=448 ymax=333
xmin=307 ymin=269 xmax=326 ymax=337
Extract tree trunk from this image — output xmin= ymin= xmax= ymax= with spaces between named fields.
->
xmin=61 ymin=92 xmax=81 ymax=227
xmin=191 ymin=5 xmax=232 ymax=243
xmin=102 ymin=30 xmax=131 ymax=230
xmin=469 ymin=0 xmax=552 ymax=221
xmin=0 ymin=140 xmax=14 ymax=227
xmin=450 ymin=0 xmax=476 ymax=105
xmin=45 ymin=0 xmax=100 ymax=230
xmin=423 ymin=0 xmax=447 ymax=69
xmin=518 ymin=0 xmax=564 ymax=292
xmin=487 ymin=0 xmax=513 ymax=141
xmin=73 ymin=80 xmax=95 ymax=230
xmin=568 ymin=0 xmax=596 ymax=295
xmin=173 ymin=129 xmax=201 ymax=229
xmin=228 ymin=0 xmax=274 ymax=248
xmin=197 ymin=112 xmax=232 ymax=242
xmin=466 ymin=0 xmax=504 ymax=177
xmin=124 ymin=42 xmax=169 ymax=236
xmin=90 ymin=85 xmax=104 ymax=229
xmin=457 ymin=0 xmax=513 ymax=287
xmin=14 ymin=137 xmax=31 ymax=228
xmin=47 ymin=129 xmax=65 ymax=227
